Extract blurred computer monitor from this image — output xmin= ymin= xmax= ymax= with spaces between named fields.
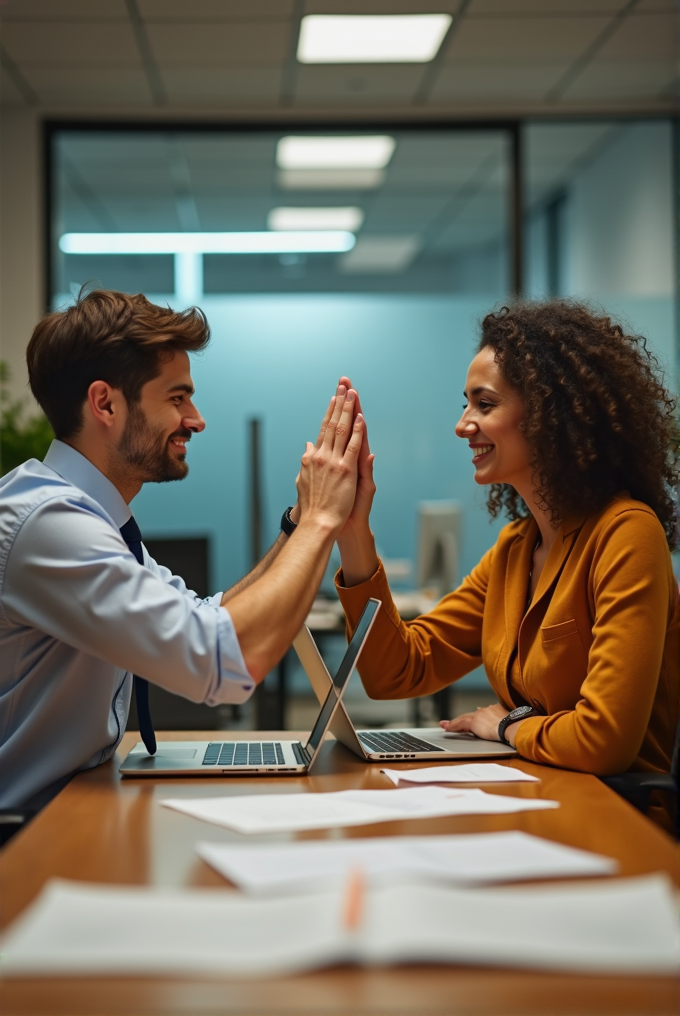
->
xmin=416 ymin=501 xmax=462 ymax=597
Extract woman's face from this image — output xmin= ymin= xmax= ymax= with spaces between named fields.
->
xmin=455 ymin=346 xmax=532 ymax=490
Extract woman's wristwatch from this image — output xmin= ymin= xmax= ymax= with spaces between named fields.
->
xmin=498 ymin=705 xmax=538 ymax=745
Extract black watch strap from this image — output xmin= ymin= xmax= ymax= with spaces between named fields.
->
xmin=498 ymin=705 xmax=536 ymax=745
xmin=280 ymin=505 xmax=298 ymax=537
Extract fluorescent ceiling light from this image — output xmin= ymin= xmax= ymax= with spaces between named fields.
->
xmin=59 ymin=232 xmax=356 ymax=255
xmin=338 ymin=236 xmax=421 ymax=274
xmin=268 ymin=207 xmax=364 ymax=232
xmin=277 ymin=169 xmax=386 ymax=190
xmin=297 ymin=14 xmax=452 ymax=64
xmin=277 ymin=136 xmax=395 ymax=170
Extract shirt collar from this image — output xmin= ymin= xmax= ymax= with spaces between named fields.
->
xmin=43 ymin=440 xmax=131 ymax=528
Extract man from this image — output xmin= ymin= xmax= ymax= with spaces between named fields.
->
xmin=0 ymin=289 xmax=366 ymax=809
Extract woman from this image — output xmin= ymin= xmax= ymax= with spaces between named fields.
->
xmin=335 ymin=302 xmax=679 ymax=792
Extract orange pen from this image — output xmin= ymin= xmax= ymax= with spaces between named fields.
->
xmin=342 ymin=866 xmax=366 ymax=932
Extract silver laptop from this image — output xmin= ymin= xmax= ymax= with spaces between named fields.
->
xmin=120 ymin=598 xmax=381 ymax=777
xmin=293 ymin=622 xmax=517 ymax=762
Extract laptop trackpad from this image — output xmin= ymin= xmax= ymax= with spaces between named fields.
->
xmin=152 ymin=748 xmax=198 ymax=759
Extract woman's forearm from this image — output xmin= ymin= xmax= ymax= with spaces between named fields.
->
xmin=336 ymin=526 xmax=379 ymax=587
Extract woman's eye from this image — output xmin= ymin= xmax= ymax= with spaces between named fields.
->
xmin=479 ymin=401 xmax=493 ymax=410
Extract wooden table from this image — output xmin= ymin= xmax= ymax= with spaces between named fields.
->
xmin=2 ymin=731 xmax=680 ymax=1016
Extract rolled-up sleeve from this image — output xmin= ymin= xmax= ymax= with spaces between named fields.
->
xmin=3 ymin=499 xmax=255 ymax=706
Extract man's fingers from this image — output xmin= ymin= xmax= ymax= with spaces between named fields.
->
xmin=332 ymin=389 xmax=356 ymax=455
xmin=323 ymin=385 xmax=346 ymax=451
xmin=315 ymin=396 xmax=335 ymax=449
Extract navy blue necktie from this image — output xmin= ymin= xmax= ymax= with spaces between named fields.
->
xmin=120 ymin=516 xmax=157 ymax=756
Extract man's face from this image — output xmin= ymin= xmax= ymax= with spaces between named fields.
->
xmin=118 ymin=350 xmax=205 ymax=483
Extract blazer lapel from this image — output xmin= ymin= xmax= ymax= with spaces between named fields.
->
xmin=500 ymin=519 xmax=538 ymax=699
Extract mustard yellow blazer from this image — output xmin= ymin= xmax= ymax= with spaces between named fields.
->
xmin=336 ymin=496 xmax=680 ymax=776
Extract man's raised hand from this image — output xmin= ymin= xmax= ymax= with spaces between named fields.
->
xmin=295 ymin=384 xmax=364 ymax=537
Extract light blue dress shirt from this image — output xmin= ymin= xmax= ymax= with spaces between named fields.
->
xmin=0 ymin=441 xmax=255 ymax=808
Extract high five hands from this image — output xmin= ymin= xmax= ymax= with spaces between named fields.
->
xmin=294 ymin=383 xmax=366 ymax=538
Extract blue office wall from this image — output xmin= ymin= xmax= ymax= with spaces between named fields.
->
xmin=131 ymin=294 xmax=508 ymax=594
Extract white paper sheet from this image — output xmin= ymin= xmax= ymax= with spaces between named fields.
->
xmin=381 ymin=763 xmax=540 ymax=786
xmin=161 ymin=786 xmax=558 ymax=834
xmin=2 ymin=875 xmax=678 ymax=977
xmin=196 ymin=831 xmax=618 ymax=895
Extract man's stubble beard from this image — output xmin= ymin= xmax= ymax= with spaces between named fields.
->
xmin=118 ymin=402 xmax=190 ymax=483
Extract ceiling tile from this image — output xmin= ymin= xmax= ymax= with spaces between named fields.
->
xmin=634 ymin=0 xmax=677 ymax=10
xmin=294 ymin=64 xmax=425 ymax=103
xmin=430 ymin=63 xmax=569 ymax=102
xmin=560 ymin=59 xmax=678 ymax=100
xmin=162 ymin=67 xmax=283 ymax=105
xmin=595 ymin=12 xmax=678 ymax=59
xmin=24 ymin=67 xmax=152 ymax=106
xmin=468 ymin=1 xmax=625 ymax=12
xmin=0 ymin=65 xmax=29 ymax=106
xmin=1 ymin=0 xmax=127 ymax=19
xmin=146 ymin=21 xmax=289 ymax=65
xmin=306 ymin=1 xmax=460 ymax=11
xmin=444 ymin=15 xmax=611 ymax=61
xmin=1 ymin=22 xmax=140 ymax=65
xmin=139 ymin=0 xmax=295 ymax=16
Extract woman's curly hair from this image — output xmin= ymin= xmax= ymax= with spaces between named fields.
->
xmin=478 ymin=301 xmax=679 ymax=549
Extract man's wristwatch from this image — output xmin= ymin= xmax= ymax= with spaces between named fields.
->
xmin=498 ymin=705 xmax=538 ymax=745
xmin=280 ymin=505 xmax=298 ymax=537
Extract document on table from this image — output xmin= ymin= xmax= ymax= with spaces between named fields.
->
xmin=381 ymin=763 xmax=540 ymax=786
xmin=161 ymin=785 xmax=559 ymax=834
xmin=196 ymin=830 xmax=618 ymax=896
xmin=2 ymin=875 xmax=678 ymax=977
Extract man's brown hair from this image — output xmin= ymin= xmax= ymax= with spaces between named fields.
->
xmin=27 ymin=290 xmax=210 ymax=439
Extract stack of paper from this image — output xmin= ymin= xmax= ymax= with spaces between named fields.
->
xmin=380 ymin=763 xmax=540 ymax=786
xmin=2 ymin=875 xmax=677 ymax=977
xmin=161 ymin=785 xmax=558 ymax=834
xmin=197 ymin=831 xmax=618 ymax=895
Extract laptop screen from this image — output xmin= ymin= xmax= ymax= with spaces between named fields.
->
xmin=304 ymin=598 xmax=380 ymax=758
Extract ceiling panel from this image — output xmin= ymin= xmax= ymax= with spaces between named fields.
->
xmin=0 ymin=66 xmax=29 ymax=106
xmin=139 ymin=0 xmax=296 ymax=16
xmin=469 ymin=1 xmax=626 ymax=12
xmin=444 ymin=16 xmax=611 ymax=61
xmin=162 ymin=68 xmax=283 ymax=105
xmin=25 ymin=67 xmax=151 ymax=105
xmin=561 ymin=60 xmax=678 ymax=100
xmin=1 ymin=0 xmax=127 ymax=19
xmin=306 ymin=1 xmax=460 ymax=12
xmin=294 ymin=64 xmax=425 ymax=103
xmin=364 ymin=193 xmax=455 ymax=231
xmin=596 ymin=12 xmax=677 ymax=59
xmin=146 ymin=22 xmax=290 ymax=66
xmin=431 ymin=63 xmax=568 ymax=101
xmin=1 ymin=22 xmax=140 ymax=65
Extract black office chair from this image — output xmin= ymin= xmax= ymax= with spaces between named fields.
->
xmin=600 ymin=716 xmax=680 ymax=839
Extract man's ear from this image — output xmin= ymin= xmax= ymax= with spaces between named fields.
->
xmin=87 ymin=381 xmax=125 ymax=429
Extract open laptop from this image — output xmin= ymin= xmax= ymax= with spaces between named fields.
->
xmin=120 ymin=598 xmax=381 ymax=777
xmin=293 ymin=622 xmax=517 ymax=762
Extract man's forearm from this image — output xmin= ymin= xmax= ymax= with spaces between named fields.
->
xmin=224 ymin=518 xmax=336 ymax=683
xmin=221 ymin=533 xmax=287 ymax=603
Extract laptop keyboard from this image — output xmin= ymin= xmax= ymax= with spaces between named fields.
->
xmin=202 ymin=742 xmax=285 ymax=766
xmin=358 ymin=731 xmax=445 ymax=754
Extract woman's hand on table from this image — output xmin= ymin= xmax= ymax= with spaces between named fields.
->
xmin=439 ymin=703 xmax=525 ymax=746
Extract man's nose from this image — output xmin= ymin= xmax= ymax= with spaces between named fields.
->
xmin=184 ymin=404 xmax=206 ymax=433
